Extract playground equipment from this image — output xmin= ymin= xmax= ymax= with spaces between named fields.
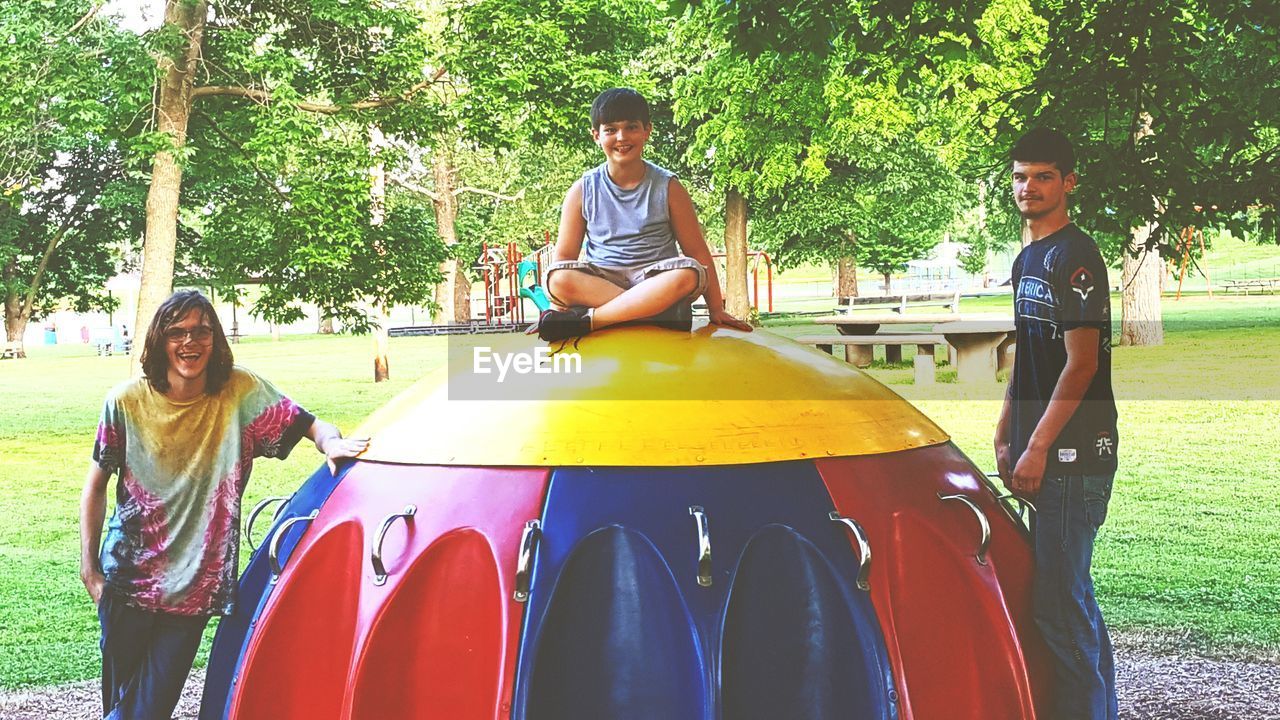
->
xmin=709 ymin=250 xmax=774 ymax=313
xmin=481 ymin=236 xmax=553 ymax=326
xmin=200 ymin=326 xmax=1053 ymax=720
xmin=1173 ymin=225 xmax=1212 ymax=300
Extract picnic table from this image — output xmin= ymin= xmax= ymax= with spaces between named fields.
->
xmin=1223 ymin=278 xmax=1280 ymax=295
xmin=815 ymin=312 xmax=1003 ymax=335
xmin=801 ymin=314 xmax=1016 ymax=383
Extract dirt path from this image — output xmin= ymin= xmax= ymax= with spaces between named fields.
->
xmin=3 ymin=647 xmax=1277 ymax=719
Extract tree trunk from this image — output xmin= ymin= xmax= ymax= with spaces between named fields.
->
xmin=836 ymin=253 xmax=858 ymax=299
xmin=372 ymin=323 xmax=390 ymax=381
xmin=1120 ymin=228 xmax=1164 ymax=346
xmin=3 ymin=219 xmax=72 ymax=359
xmin=431 ymin=144 xmax=469 ymax=324
xmin=131 ymin=0 xmax=207 ymax=370
xmin=3 ymin=291 xmax=28 ymax=358
xmin=319 ymin=316 xmax=334 ymax=334
xmin=370 ymin=125 xmax=390 ymax=381
xmin=723 ymin=187 xmax=750 ymax=318
xmin=883 ymin=272 xmax=892 ymax=294
xmin=1120 ymin=112 xmax=1164 ymax=347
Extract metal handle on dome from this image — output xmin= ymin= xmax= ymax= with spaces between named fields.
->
xmin=939 ymin=493 xmax=991 ymax=565
xmin=995 ymin=493 xmax=1037 ymax=517
xmin=371 ymin=505 xmax=417 ymax=586
xmin=268 ymin=510 xmax=319 ymax=582
xmin=828 ymin=512 xmax=872 ymax=591
xmin=245 ymin=494 xmax=293 ymax=550
xmin=689 ymin=506 xmax=712 ymax=588
xmin=513 ymin=519 xmax=541 ymax=603
xmin=985 ymin=473 xmax=1037 ymax=527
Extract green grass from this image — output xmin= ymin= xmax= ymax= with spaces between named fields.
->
xmin=0 ymin=335 xmax=449 ymax=689
xmin=1 ymin=295 xmax=1278 ymax=688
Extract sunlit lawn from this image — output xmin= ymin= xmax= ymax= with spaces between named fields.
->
xmin=1 ymin=293 xmax=1277 ymax=688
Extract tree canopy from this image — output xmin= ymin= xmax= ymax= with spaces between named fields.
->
xmin=3 ymin=0 xmax=1275 ymax=354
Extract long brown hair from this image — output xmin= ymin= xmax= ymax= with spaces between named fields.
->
xmin=139 ymin=290 xmax=235 ymax=394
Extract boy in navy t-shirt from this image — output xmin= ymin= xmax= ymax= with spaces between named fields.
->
xmin=535 ymin=88 xmax=751 ymax=341
xmin=994 ymin=128 xmax=1119 ymax=720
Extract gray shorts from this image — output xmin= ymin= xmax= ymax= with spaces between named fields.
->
xmin=545 ymin=257 xmax=708 ymax=307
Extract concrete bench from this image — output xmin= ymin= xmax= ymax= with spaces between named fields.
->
xmin=796 ymin=333 xmax=946 ymax=384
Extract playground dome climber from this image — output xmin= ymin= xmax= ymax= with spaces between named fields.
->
xmin=199 ymin=325 xmax=1055 ymax=720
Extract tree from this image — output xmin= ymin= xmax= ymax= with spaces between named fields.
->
xmin=3 ymin=150 xmax=147 ymax=355
xmin=754 ymin=141 xmax=968 ymax=294
xmin=670 ymin=9 xmax=830 ymax=316
xmin=130 ymin=0 xmax=442 ymax=364
xmin=0 ymin=0 xmax=151 ymax=355
xmin=177 ymin=113 xmax=447 ymax=332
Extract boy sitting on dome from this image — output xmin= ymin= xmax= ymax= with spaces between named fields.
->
xmin=535 ymin=88 xmax=752 ymax=342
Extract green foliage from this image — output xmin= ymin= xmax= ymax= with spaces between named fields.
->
xmin=444 ymin=0 xmax=665 ymax=149
xmin=1009 ymin=0 xmax=1280 ymax=250
xmin=673 ymin=0 xmax=986 ymax=64
xmin=758 ymin=139 xmax=968 ymax=276
xmin=671 ymin=9 xmax=830 ymax=198
xmin=0 ymin=0 xmax=152 ymax=324
xmin=181 ymin=114 xmax=446 ymax=329
xmin=453 ymin=143 xmax=595 ymax=254
xmin=2 ymin=149 xmax=147 ymax=319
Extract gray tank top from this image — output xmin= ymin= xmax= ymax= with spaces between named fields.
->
xmin=580 ymin=161 xmax=679 ymax=267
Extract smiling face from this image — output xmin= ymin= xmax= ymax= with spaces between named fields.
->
xmin=1011 ymin=160 xmax=1077 ymax=220
xmin=164 ymin=308 xmax=214 ymax=390
xmin=592 ymin=119 xmax=651 ymax=165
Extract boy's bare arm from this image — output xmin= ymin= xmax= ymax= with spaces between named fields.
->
xmin=1010 ymin=326 xmax=1100 ymax=496
xmin=668 ymin=180 xmax=752 ymax=330
xmin=554 ymin=180 xmax=586 ymax=262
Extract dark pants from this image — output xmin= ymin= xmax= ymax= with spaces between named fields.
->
xmin=1033 ymin=473 xmax=1119 ymax=720
xmin=98 ymin=588 xmax=210 ymax=720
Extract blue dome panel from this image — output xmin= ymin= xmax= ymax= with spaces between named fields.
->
xmin=723 ymin=524 xmax=889 ymax=719
xmin=525 ymin=526 xmax=705 ymax=719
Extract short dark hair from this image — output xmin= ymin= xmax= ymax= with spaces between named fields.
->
xmin=590 ymin=88 xmax=650 ymax=128
xmin=1010 ymin=127 xmax=1075 ymax=177
xmin=140 ymin=289 xmax=234 ymax=395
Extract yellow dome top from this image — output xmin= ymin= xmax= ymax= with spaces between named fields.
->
xmin=355 ymin=326 xmax=948 ymax=467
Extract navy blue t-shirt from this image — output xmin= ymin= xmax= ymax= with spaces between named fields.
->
xmin=1009 ymin=223 xmax=1119 ymax=475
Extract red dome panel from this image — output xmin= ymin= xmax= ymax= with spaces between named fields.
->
xmin=815 ymin=444 xmax=1054 ymax=720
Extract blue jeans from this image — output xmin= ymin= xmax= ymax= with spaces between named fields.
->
xmin=1033 ymin=473 xmax=1118 ymax=720
xmin=98 ymin=588 xmax=209 ymax=720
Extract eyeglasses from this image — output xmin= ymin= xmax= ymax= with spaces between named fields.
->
xmin=164 ymin=326 xmax=214 ymax=344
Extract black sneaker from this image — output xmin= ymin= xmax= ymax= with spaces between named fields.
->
xmin=537 ymin=306 xmax=593 ymax=342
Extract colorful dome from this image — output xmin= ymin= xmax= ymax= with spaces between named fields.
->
xmin=202 ymin=326 xmax=1053 ymax=720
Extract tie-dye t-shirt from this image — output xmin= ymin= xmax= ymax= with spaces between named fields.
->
xmin=93 ymin=366 xmax=314 ymax=616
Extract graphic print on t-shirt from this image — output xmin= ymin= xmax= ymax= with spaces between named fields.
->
xmin=1069 ymin=265 xmax=1095 ymax=303
xmin=1016 ymin=273 xmax=1060 ymax=340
